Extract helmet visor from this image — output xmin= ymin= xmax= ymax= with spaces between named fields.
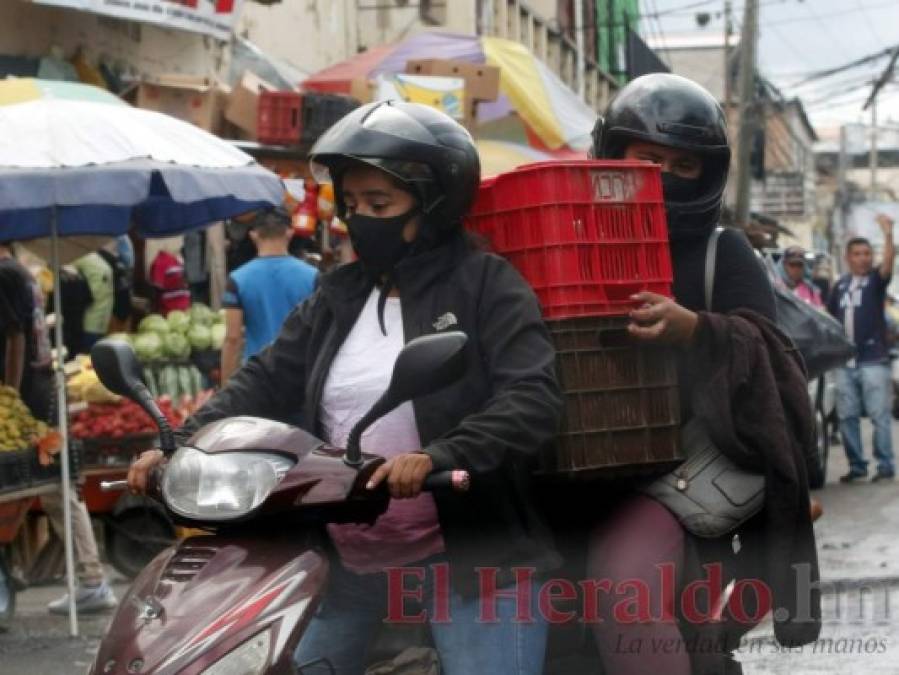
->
xmin=310 ymin=155 xmax=434 ymax=188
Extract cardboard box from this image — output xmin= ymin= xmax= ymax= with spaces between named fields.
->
xmin=405 ymin=59 xmax=500 ymax=102
xmin=349 ymin=77 xmax=375 ymax=104
xmin=375 ymin=74 xmax=465 ymax=121
xmin=136 ymin=74 xmax=229 ymax=133
xmin=225 ymin=70 xmax=277 ymax=138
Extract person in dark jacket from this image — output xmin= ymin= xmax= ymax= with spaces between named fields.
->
xmin=587 ymin=73 xmax=820 ymax=675
xmin=127 ymin=101 xmax=563 ymax=675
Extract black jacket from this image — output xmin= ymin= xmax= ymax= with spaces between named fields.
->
xmin=689 ymin=309 xmax=821 ymax=648
xmin=175 ymin=235 xmax=564 ymax=593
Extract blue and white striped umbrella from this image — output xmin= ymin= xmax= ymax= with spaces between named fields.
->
xmin=0 ymin=81 xmax=284 ymax=636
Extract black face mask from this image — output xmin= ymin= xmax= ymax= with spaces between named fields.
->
xmin=347 ymin=207 xmax=416 ymax=277
xmin=661 ymin=172 xmax=702 ymax=204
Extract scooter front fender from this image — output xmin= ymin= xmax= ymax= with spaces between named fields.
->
xmin=90 ymin=533 xmax=328 ymax=675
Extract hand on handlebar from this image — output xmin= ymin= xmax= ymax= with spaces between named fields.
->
xmin=366 ymin=452 xmax=434 ymax=499
xmin=127 ymin=449 xmax=165 ymax=495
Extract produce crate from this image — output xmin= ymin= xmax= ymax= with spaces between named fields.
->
xmin=299 ymin=92 xmax=360 ymax=145
xmin=465 ymin=161 xmax=673 ymax=320
xmin=257 ymin=91 xmax=302 ymax=145
xmin=30 ymin=441 xmax=82 ymax=487
xmin=543 ymin=316 xmax=682 ymax=478
xmin=80 ymin=433 xmax=157 ymax=467
xmin=0 ymin=449 xmax=32 ymax=495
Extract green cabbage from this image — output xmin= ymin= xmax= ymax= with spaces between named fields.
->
xmin=139 ymin=314 xmax=169 ymax=334
xmin=164 ymin=331 xmax=191 ymax=360
xmin=167 ymin=310 xmax=191 ymax=334
xmin=134 ymin=332 xmax=163 ymax=362
xmin=210 ymin=323 xmax=226 ymax=350
xmin=187 ymin=324 xmax=212 ymax=351
xmin=189 ymin=303 xmax=215 ymax=326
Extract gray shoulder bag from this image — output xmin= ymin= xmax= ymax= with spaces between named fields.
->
xmin=639 ymin=227 xmax=765 ymax=538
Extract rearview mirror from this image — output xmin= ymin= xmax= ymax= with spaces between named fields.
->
xmin=90 ymin=339 xmax=176 ymax=454
xmin=91 ymin=339 xmax=145 ymax=399
xmin=344 ymin=332 xmax=468 ymax=466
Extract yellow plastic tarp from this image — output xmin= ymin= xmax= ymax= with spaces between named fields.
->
xmin=482 ymin=37 xmax=565 ymax=150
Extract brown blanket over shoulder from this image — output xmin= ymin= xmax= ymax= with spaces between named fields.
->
xmin=687 ymin=308 xmax=821 ymax=647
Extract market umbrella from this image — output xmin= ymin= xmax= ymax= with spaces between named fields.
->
xmin=0 ymin=79 xmax=283 ymax=635
xmin=302 ymin=31 xmax=597 ymax=154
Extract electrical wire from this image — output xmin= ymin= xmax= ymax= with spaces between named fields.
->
xmin=855 ymin=0 xmax=889 ymax=49
xmin=786 ymin=46 xmax=895 ymax=88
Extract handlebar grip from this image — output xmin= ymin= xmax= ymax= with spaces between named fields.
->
xmin=100 ymin=480 xmax=128 ymax=493
xmin=423 ymin=470 xmax=470 ymax=493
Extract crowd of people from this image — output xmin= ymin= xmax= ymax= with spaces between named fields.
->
xmin=0 ymin=212 xmax=321 ymax=614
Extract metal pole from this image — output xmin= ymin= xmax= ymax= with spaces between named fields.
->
xmin=574 ymin=0 xmax=586 ymax=99
xmin=50 ymin=207 xmax=79 ymax=637
xmin=607 ymin=0 xmax=616 ymax=77
xmin=723 ymin=0 xmax=732 ymax=107
xmin=837 ymin=125 xmax=849 ymax=269
xmin=870 ymin=90 xmax=878 ymax=195
xmin=734 ymin=0 xmax=759 ymax=230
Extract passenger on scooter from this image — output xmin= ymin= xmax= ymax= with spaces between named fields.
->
xmin=127 ymin=101 xmax=563 ymax=675
xmin=588 ymin=73 xmax=821 ymax=675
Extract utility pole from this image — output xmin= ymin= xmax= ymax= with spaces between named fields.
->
xmin=870 ymin=87 xmax=878 ymax=193
xmin=574 ymin=0 xmax=586 ymax=99
xmin=723 ymin=0 xmax=732 ymax=108
xmin=862 ymin=46 xmax=899 ymax=197
xmin=837 ymin=125 xmax=849 ymax=264
xmin=733 ymin=0 xmax=759 ymax=229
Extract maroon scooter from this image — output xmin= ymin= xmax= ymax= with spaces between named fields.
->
xmin=87 ymin=333 xmax=470 ymax=675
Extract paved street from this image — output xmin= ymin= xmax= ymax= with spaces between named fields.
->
xmin=737 ymin=422 xmax=899 ymax=675
xmin=2 ymin=423 xmax=898 ymax=674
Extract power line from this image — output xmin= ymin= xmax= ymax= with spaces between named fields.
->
xmin=786 ymin=45 xmax=896 ymax=88
xmin=760 ymin=0 xmax=897 ymax=29
xmin=801 ymin=0 xmax=852 ymax=62
xmin=855 ymin=0 xmax=888 ymax=49
xmin=863 ymin=47 xmax=899 ymax=110
xmin=763 ymin=20 xmax=815 ymax=72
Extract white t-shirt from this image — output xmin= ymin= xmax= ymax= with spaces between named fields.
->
xmin=320 ymin=289 xmax=445 ymax=573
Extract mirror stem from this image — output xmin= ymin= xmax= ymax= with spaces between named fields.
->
xmin=344 ymin=433 xmax=363 ymax=467
xmin=134 ymin=384 xmax=177 ymax=455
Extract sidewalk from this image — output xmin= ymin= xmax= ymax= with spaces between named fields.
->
xmin=0 ymin=570 xmax=130 ymax=673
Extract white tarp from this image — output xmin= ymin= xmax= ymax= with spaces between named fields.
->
xmin=31 ymin=0 xmax=244 ymax=41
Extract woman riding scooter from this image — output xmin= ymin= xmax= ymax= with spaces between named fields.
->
xmin=128 ymin=101 xmax=563 ymax=675
xmin=587 ymin=73 xmax=821 ymax=675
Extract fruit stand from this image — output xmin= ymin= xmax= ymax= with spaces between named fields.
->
xmin=0 ymin=385 xmax=72 ymax=625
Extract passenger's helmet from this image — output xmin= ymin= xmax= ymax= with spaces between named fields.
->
xmin=591 ymin=73 xmax=730 ymax=239
xmin=309 ymin=100 xmax=480 ymax=241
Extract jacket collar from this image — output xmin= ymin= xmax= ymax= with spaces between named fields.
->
xmin=318 ymin=233 xmax=468 ymax=304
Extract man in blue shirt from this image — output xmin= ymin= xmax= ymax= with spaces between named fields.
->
xmin=221 ymin=209 xmax=318 ymax=383
xmin=827 ymin=213 xmax=896 ymax=483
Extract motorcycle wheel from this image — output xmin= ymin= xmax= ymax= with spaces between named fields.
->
xmin=0 ymin=549 xmax=16 ymax=630
xmin=105 ymin=508 xmax=176 ymax=579
xmin=808 ymin=407 xmax=829 ymax=490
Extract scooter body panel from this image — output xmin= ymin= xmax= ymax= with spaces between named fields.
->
xmin=91 ymin=535 xmax=328 ymax=675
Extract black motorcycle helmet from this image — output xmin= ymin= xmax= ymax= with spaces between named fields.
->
xmin=591 ymin=73 xmax=730 ymax=240
xmin=309 ymin=100 xmax=481 ymax=247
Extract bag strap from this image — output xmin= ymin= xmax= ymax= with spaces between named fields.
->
xmin=704 ymin=227 xmax=725 ymax=312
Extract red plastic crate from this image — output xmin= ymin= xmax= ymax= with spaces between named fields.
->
xmin=257 ymin=91 xmax=302 ymax=145
xmin=465 ymin=160 xmax=673 ymax=320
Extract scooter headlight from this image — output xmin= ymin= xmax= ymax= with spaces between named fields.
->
xmin=162 ymin=447 xmax=294 ymax=521
xmin=201 ymin=629 xmax=271 ymax=675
